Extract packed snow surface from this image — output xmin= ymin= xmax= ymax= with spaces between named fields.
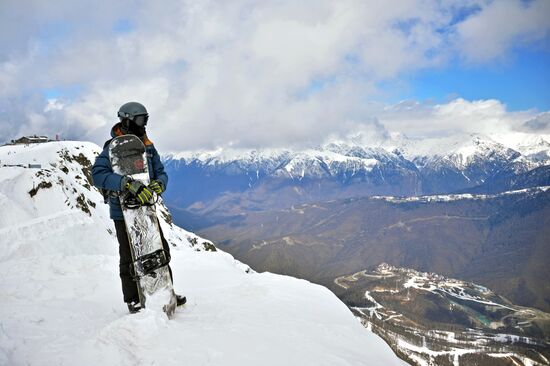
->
xmin=0 ymin=141 xmax=402 ymax=365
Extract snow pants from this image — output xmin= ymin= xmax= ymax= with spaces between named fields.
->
xmin=113 ymin=220 xmax=173 ymax=303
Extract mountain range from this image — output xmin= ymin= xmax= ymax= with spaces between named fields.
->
xmin=163 ymin=134 xmax=550 ymax=216
xmin=160 ymin=134 xmax=550 ymax=314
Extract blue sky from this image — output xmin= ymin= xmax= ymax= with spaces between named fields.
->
xmin=398 ymin=47 xmax=550 ymax=111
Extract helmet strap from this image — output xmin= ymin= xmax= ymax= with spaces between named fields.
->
xmin=120 ymin=119 xmax=131 ymax=134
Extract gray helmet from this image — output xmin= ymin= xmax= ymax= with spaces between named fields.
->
xmin=117 ymin=102 xmax=148 ymax=126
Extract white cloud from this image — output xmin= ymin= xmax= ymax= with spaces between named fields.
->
xmin=0 ymin=0 xmax=548 ymax=150
xmin=455 ymin=0 xmax=550 ymax=63
xmin=377 ymin=98 xmax=534 ymax=139
xmin=521 ymin=112 xmax=550 ymax=132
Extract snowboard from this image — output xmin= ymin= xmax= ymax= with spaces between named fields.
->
xmin=109 ymin=134 xmax=177 ymax=318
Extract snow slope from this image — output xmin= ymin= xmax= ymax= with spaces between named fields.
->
xmin=0 ymin=141 xmax=402 ymax=366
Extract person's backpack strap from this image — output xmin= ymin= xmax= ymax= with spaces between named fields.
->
xmin=103 ymin=138 xmax=113 ymax=149
xmin=100 ymin=138 xmax=117 ymax=203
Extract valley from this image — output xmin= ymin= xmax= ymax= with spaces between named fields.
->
xmin=188 ymin=188 xmax=550 ymax=314
xmin=334 ymin=264 xmax=550 ymax=366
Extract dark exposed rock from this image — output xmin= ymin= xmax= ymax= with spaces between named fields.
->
xmin=28 ymin=181 xmax=52 ymax=197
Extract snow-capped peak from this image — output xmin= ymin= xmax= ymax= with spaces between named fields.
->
xmin=165 ymin=133 xmax=548 ymax=172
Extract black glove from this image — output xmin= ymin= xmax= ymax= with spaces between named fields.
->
xmin=148 ymin=180 xmax=164 ymax=194
xmin=124 ymin=179 xmax=153 ymax=204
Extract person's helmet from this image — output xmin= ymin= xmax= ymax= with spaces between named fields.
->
xmin=117 ymin=102 xmax=149 ymax=128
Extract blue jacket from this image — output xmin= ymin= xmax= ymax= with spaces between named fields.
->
xmin=91 ymin=124 xmax=168 ymax=220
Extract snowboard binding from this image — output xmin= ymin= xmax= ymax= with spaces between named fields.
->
xmin=130 ymin=249 xmax=171 ymax=279
xmin=122 ymin=191 xmax=159 ymax=209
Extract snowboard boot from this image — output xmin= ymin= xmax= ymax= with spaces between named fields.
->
xmin=127 ymin=301 xmax=143 ymax=314
xmin=176 ymin=294 xmax=187 ymax=306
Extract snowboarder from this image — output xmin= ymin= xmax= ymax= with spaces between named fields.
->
xmin=91 ymin=101 xmax=186 ymax=314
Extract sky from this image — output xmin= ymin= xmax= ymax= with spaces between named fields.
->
xmin=0 ymin=0 xmax=549 ymax=151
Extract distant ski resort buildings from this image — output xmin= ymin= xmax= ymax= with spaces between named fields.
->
xmin=0 ymin=135 xmax=59 ymax=168
xmin=10 ymin=135 xmax=53 ymax=145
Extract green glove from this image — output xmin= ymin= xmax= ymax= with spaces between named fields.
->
xmin=125 ymin=179 xmax=153 ymax=204
xmin=148 ymin=180 xmax=164 ymax=194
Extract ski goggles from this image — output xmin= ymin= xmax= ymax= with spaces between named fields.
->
xmin=132 ymin=114 xmax=149 ymax=127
